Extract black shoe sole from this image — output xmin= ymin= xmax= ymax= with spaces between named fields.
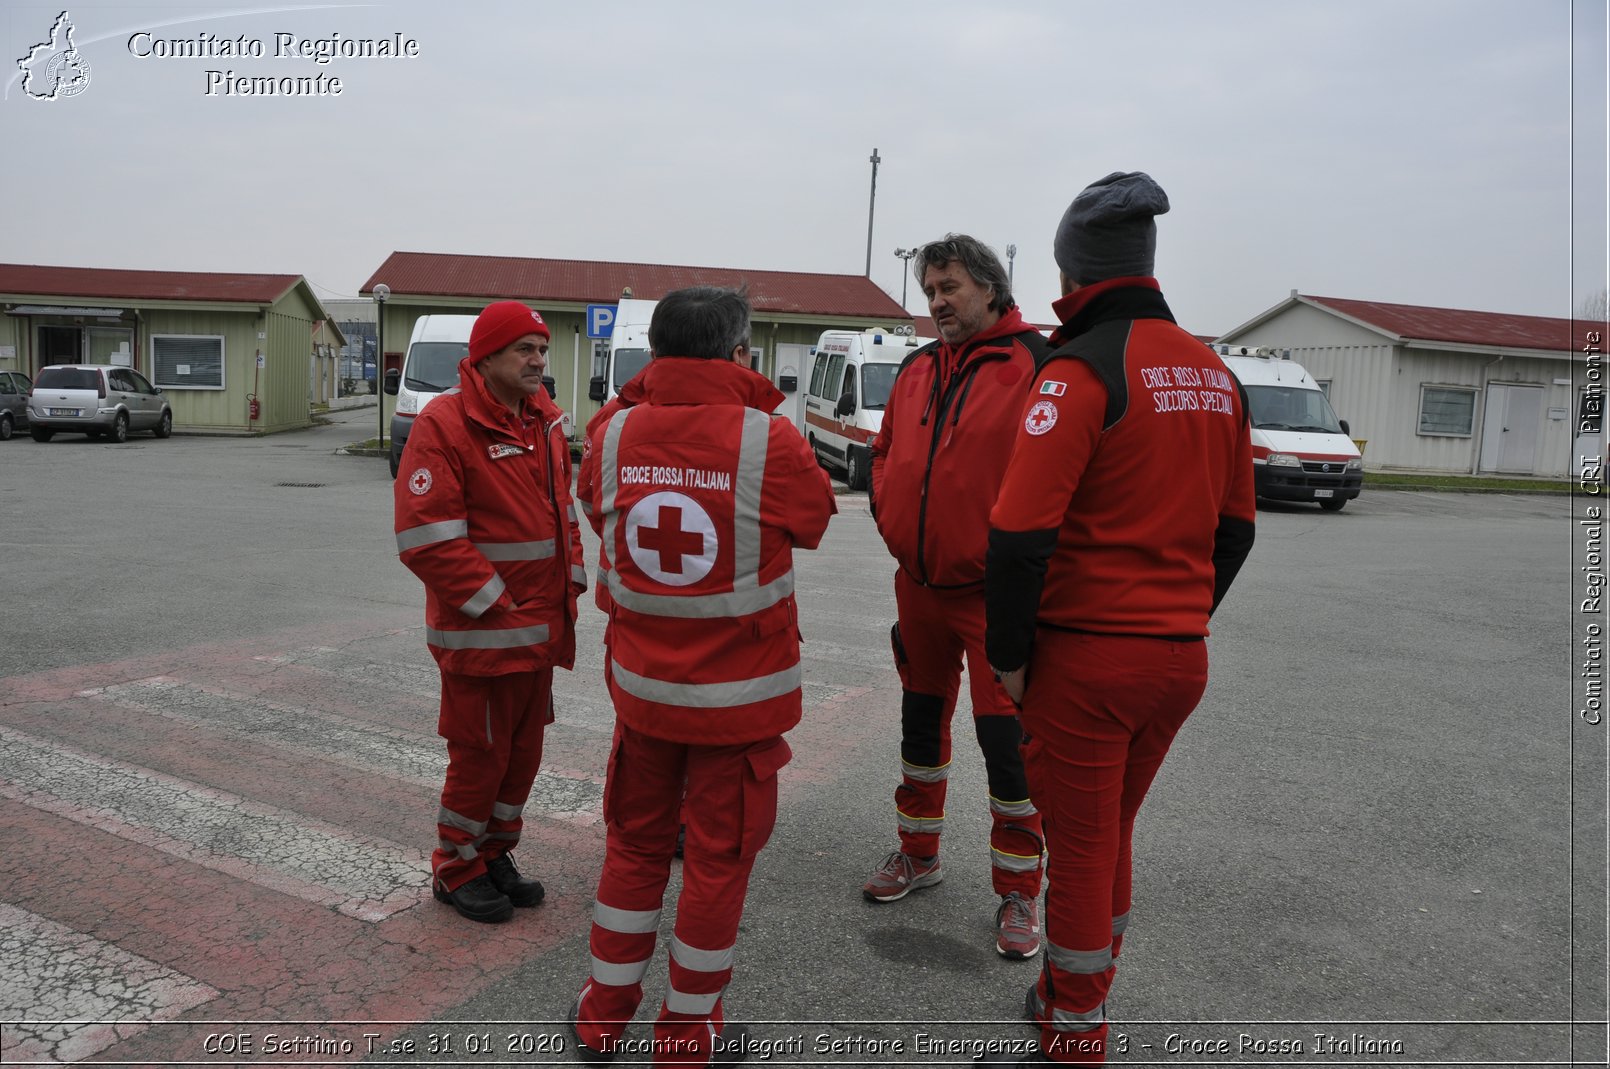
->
xmin=432 ymin=882 xmax=514 ymax=924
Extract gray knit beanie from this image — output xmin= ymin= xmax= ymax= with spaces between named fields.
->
xmin=1053 ymin=171 xmax=1171 ymax=285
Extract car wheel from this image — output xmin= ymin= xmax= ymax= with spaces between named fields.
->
xmin=389 ymin=446 xmax=400 ymax=479
xmin=109 ymin=412 xmax=129 ymax=443
xmin=846 ymin=445 xmax=869 ymax=491
xmin=154 ymin=410 xmax=173 ymax=439
xmin=807 ymin=433 xmax=827 ymax=471
xmin=0 ymin=413 xmax=11 ymax=441
xmin=1319 ymin=497 xmax=1347 ymax=512
xmin=30 ymin=426 xmax=54 ymax=442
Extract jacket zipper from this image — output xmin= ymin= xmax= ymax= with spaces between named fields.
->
xmin=913 ymin=344 xmax=1010 ymax=585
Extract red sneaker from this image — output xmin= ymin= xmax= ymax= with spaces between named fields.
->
xmin=861 ymin=851 xmax=944 ymax=902
xmin=995 ymin=892 xmax=1042 ymax=959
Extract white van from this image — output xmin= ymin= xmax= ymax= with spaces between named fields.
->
xmin=588 ymin=297 xmax=657 ymax=405
xmin=385 ymin=313 xmax=568 ymax=478
xmin=1217 ymin=345 xmax=1364 ymax=511
xmin=804 ymin=328 xmax=932 ymax=490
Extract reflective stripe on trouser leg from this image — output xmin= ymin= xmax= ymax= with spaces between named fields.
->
xmin=582 ymin=724 xmax=687 ymax=1039
xmin=976 ymin=712 xmax=1044 ymax=896
xmin=482 ymin=670 xmax=551 ymax=862
xmin=650 ymin=736 xmax=776 ymax=1065
xmin=896 ymin=689 xmax=948 ymax=858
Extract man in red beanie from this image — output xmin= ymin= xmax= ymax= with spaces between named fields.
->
xmin=394 ymin=300 xmax=588 ymax=923
xmin=570 ymin=286 xmax=835 ymax=1066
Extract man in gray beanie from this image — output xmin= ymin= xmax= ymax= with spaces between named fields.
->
xmin=978 ymin=172 xmax=1257 ymax=1065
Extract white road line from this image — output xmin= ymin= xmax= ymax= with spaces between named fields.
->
xmin=0 ymin=726 xmax=429 ymax=922
xmin=0 ymin=902 xmax=218 ymax=1064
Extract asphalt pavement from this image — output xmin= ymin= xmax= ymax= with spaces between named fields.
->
xmin=0 ymin=407 xmax=1598 ymax=1067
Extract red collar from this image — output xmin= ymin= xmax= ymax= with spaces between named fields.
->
xmin=640 ymin=357 xmax=785 ymax=410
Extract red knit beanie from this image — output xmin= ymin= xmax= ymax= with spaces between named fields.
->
xmin=469 ymin=300 xmax=550 ymax=360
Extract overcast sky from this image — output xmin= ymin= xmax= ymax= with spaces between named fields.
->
xmin=2 ymin=0 xmax=1604 ymax=337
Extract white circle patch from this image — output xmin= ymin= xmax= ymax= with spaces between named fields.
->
xmin=1025 ymin=400 xmax=1059 ymax=436
xmin=408 ymin=467 xmax=433 ymax=495
xmin=625 ymin=491 xmax=717 ymax=587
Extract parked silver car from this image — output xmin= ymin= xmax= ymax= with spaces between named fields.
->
xmin=28 ymin=364 xmax=173 ymax=443
xmin=0 ymin=371 xmax=31 ymax=440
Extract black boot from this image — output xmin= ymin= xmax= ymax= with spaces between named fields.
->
xmin=432 ymin=873 xmax=513 ymax=923
xmin=711 ymin=1022 xmax=750 ymax=1066
xmin=485 ymin=854 xmax=545 ymax=907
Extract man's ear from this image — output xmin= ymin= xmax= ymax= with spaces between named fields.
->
xmin=1059 ymin=271 xmax=1080 ymax=297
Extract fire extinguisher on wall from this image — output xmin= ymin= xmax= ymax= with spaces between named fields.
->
xmin=248 ymin=394 xmax=260 ymax=421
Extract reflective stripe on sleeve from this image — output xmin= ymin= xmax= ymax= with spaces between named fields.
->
xmin=1112 ymin=911 xmax=1130 ymax=937
xmin=592 ymin=902 xmax=662 ymax=934
xmin=473 ymin=540 xmax=556 ymax=561
xmin=426 ymin=624 xmax=550 ymax=650
xmin=670 ymin=935 xmax=735 ymax=973
xmin=459 ymin=573 xmax=506 ymax=618
xmin=610 ymin=659 xmax=801 ymax=709
xmin=1047 ymin=941 xmax=1113 ymax=974
xmin=590 ymin=955 xmax=652 ymax=987
xmin=572 ymin=564 xmax=588 ymax=586
xmin=901 ymin=760 xmax=950 ymax=783
xmin=396 ymin=519 xmax=469 ymax=552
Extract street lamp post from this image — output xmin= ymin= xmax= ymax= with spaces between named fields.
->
xmin=373 ymin=283 xmax=389 ymax=449
xmin=894 ymin=247 xmax=918 ymax=310
xmin=1006 ymin=244 xmax=1017 ymax=288
xmin=865 ymin=148 xmax=880 ymax=277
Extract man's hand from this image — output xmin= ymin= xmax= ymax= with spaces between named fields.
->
xmin=998 ymin=666 xmax=1027 ymax=706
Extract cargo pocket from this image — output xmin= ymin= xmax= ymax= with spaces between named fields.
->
xmin=737 ymin=736 xmax=792 ymax=859
xmin=438 ymin=673 xmax=494 ymax=750
xmin=890 ymin=621 xmax=910 ymax=689
xmin=602 ymin=731 xmax=627 ymax=831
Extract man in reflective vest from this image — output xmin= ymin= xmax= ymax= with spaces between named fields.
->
xmin=393 ymin=300 xmax=586 ymax=924
xmin=569 ymin=287 xmax=835 ymax=1066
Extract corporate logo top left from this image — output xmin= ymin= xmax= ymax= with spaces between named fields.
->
xmin=17 ymin=10 xmax=90 ymax=101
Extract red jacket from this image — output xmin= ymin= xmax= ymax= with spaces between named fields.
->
xmin=576 ymin=368 xmax=649 ymax=612
xmin=583 ymin=357 xmax=836 ymax=744
xmin=985 ymin=279 xmax=1256 ymax=668
xmin=394 ymin=356 xmax=586 ymax=676
xmin=870 ymin=308 xmax=1047 ymax=588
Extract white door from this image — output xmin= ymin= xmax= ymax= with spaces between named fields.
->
xmin=774 ymin=343 xmax=811 ymax=429
xmin=1479 ymin=384 xmax=1543 ymax=473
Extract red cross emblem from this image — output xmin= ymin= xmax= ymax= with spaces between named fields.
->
xmin=625 ymin=491 xmax=717 ymax=586
xmin=1026 ymin=400 xmax=1058 ymax=436
xmin=637 ymin=505 xmax=705 ymax=574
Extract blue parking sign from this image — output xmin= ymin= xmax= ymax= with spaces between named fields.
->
xmin=586 ymin=304 xmax=617 ymax=339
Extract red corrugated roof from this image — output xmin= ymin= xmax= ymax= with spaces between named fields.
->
xmin=0 ymin=262 xmax=300 ymax=303
xmin=361 ymin=252 xmax=909 ymax=319
xmin=1306 ymin=295 xmax=1599 ymax=354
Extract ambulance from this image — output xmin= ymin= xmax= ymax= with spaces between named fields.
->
xmin=803 ymin=327 xmax=932 ymax=490
xmin=1216 ymin=344 xmax=1364 ymax=511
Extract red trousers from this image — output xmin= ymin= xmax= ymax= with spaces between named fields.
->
xmin=891 ymin=570 xmax=1043 ymax=896
xmin=432 ymin=668 xmax=553 ymax=891
xmin=1018 ymin=631 xmax=1208 ymax=1064
xmin=576 ymin=722 xmax=792 ymax=1067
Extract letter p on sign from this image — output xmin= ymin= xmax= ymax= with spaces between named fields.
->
xmin=587 ymin=304 xmax=617 ymax=339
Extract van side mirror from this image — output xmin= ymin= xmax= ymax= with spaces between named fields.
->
xmin=383 ymin=368 xmax=400 ymax=396
xmin=1339 ymin=419 xmax=1350 ymax=436
xmin=835 ymin=391 xmax=855 ymax=418
xmin=588 ymin=375 xmax=606 ymax=403
xmin=542 ymin=374 xmax=557 ymax=400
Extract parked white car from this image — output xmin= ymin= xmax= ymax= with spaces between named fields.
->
xmin=28 ymin=364 xmax=173 ymax=443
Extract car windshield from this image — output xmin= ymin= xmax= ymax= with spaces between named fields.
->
xmin=36 ymin=367 xmax=101 ymax=390
xmin=862 ymin=363 xmax=901 ymax=409
xmin=613 ymin=348 xmax=650 ymax=390
xmin=404 ymin=342 xmax=468 ymax=392
xmin=1244 ymin=384 xmax=1344 ymax=434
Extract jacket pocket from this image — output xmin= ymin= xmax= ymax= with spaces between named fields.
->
xmin=737 ymin=736 xmax=793 ymax=859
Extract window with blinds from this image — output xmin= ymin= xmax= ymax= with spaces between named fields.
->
xmin=152 ymin=335 xmax=225 ymax=389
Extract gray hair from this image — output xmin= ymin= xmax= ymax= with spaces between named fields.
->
xmin=648 ymin=286 xmax=752 ymax=361
xmin=912 ymin=233 xmax=1014 ymax=313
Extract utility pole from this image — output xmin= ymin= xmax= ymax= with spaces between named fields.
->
xmin=865 ymin=148 xmax=881 ymax=276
